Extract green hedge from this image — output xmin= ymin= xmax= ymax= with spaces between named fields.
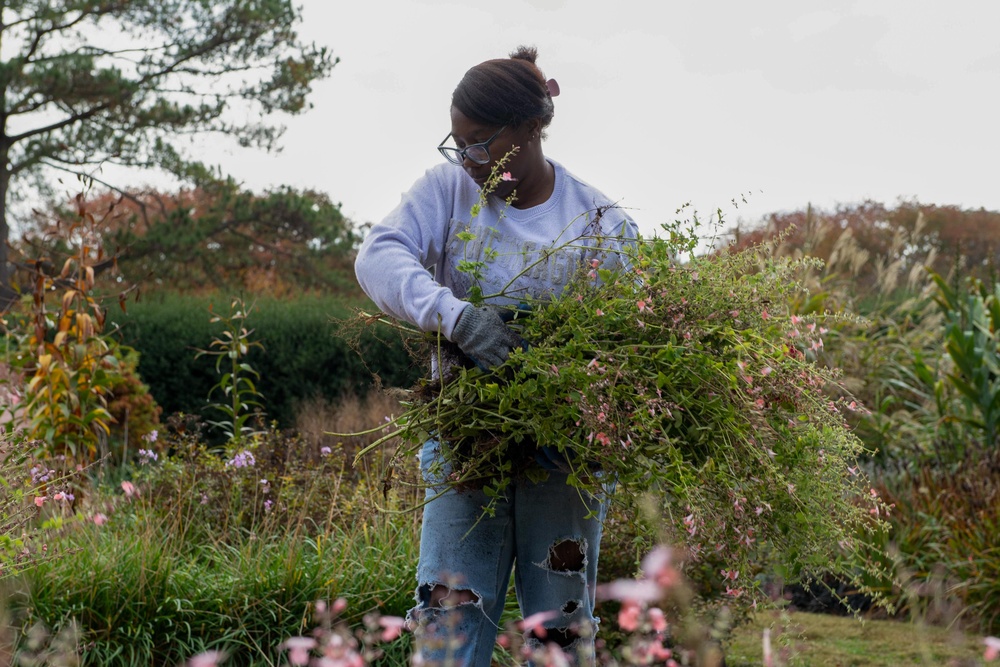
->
xmin=108 ymin=294 xmax=421 ymax=427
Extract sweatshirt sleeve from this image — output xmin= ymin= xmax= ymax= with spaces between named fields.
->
xmin=354 ymin=167 xmax=470 ymax=338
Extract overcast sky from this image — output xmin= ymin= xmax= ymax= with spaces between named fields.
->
xmin=193 ymin=0 xmax=1000 ymax=239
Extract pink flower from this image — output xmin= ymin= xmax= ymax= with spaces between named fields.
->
xmin=500 ymin=171 xmax=517 ymax=182
xmin=984 ymin=636 xmax=1000 ymax=661
xmin=642 ymin=547 xmax=680 ymax=589
xmin=121 ymin=480 xmax=138 ymax=498
xmin=647 ymin=606 xmax=668 ymax=634
xmin=280 ymin=637 xmax=317 ymax=666
xmin=596 ymin=579 xmax=663 ymax=603
xmin=92 ymin=513 xmax=108 ymax=526
xmin=590 ymin=258 xmax=600 ymax=269
xmin=595 ymin=308 xmax=604 ymax=316
xmin=378 ymin=616 xmax=406 ymax=642
xmin=34 ymin=496 xmax=46 ymax=507
xmin=595 ymin=432 xmax=611 ymax=447
xmin=761 ymin=366 xmax=773 ymax=376
xmin=617 ymin=599 xmax=642 ymax=632
xmin=791 ymin=315 xmax=802 ymax=325
xmin=188 ymin=651 xmax=227 ymax=667
xmin=637 ymin=299 xmax=649 ymax=312
xmin=520 ymin=610 xmax=558 ymax=637
xmin=761 ymin=309 xmax=770 ymax=320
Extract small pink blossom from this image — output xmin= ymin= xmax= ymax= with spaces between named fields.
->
xmin=500 ymin=171 xmax=517 ymax=182
xmin=637 ymin=299 xmax=649 ymax=313
xmin=378 ymin=616 xmax=406 ymax=642
xmin=188 ymin=650 xmax=227 ymax=667
xmin=761 ymin=309 xmax=770 ymax=320
xmin=597 ymin=579 xmax=663 ymax=603
xmin=595 ymin=432 xmax=611 ymax=447
xmin=92 ymin=513 xmax=108 ymax=526
xmin=520 ymin=610 xmax=558 ymax=636
xmin=121 ymin=480 xmax=138 ymax=498
xmin=617 ymin=599 xmax=642 ymax=632
xmin=280 ymin=637 xmax=317 ymax=665
xmin=590 ymin=258 xmax=600 ymax=269
xmin=791 ymin=315 xmax=802 ymax=325
xmin=761 ymin=366 xmax=773 ymax=376
xmin=984 ymin=636 xmax=1000 ymax=661
xmin=595 ymin=308 xmax=604 ymax=316
xmin=642 ymin=546 xmax=680 ymax=588
xmin=34 ymin=496 xmax=46 ymax=507
xmin=647 ymin=606 xmax=668 ymax=634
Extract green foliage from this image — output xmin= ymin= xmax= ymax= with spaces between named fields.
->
xmin=932 ymin=272 xmax=1000 ymax=450
xmin=0 ymin=0 xmax=335 ymax=289
xmin=10 ymin=424 xmax=418 ymax=666
xmin=362 ymin=219 xmax=892 ymax=614
xmin=103 ymin=345 xmax=162 ymax=461
xmin=28 ymin=183 xmax=360 ymax=296
xmin=195 ymin=298 xmax=265 ymax=445
xmin=109 ymin=294 xmax=420 ymax=428
xmin=878 ymin=458 xmax=1000 ymax=634
xmin=0 ymin=436 xmax=86 ymax=581
xmin=0 ymin=192 xmax=138 ymax=463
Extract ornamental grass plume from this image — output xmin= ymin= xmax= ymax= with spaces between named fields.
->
xmin=352 ymin=214 xmax=892 ymax=611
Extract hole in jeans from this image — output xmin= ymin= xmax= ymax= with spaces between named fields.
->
xmin=427 ymin=583 xmax=479 ymax=608
xmin=530 ymin=626 xmax=579 ymax=648
xmin=562 ymin=600 xmax=579 ymax=614
xmin=548 ymin=538 xmax=586 ymax=572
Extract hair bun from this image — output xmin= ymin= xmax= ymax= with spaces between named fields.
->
xmin=509 ymin=45 xmax=539 ymax=64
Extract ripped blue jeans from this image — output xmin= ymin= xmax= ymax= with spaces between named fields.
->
xmin=408 ymin=440 xmax=610 ymax=666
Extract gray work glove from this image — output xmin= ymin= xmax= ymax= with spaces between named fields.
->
xmin=451 ymin=304 xmax=527 ymax=370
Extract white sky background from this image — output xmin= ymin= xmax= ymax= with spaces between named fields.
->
xmin=191 ymin=0 xmax=1000 ymax=240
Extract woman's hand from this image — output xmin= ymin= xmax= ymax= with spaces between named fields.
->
xmin=451 ymin=304 xmax=527 ymax=370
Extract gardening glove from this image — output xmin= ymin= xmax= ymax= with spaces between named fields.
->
xmin=451 ymin=304 xmax=527 ymax=370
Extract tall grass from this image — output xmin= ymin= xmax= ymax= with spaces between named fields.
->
xmin=6 ymin=394 xmax=420 ymax=666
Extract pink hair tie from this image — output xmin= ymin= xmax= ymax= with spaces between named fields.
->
xmin=545 ymin=78 xmax=560 ymax=97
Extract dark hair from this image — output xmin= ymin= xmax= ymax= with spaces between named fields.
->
xmin=452 ymin=45 xmax=555 ymax=133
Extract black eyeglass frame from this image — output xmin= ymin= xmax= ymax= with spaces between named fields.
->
xmin=437 ymin=125 xmax=507 ymax=166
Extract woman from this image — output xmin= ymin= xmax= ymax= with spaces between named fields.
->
xmin=354 ymin=46 xmax=638 ymax=666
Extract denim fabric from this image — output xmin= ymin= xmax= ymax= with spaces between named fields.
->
xmin=408 ymin=440 xmax=611 ymax=667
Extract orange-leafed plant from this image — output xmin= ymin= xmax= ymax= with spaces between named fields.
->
xmin=2 ymin=190 xmax=137 ymax=463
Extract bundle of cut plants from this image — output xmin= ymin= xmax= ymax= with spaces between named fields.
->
xmin=352 ymin=221 xmax=891 ymax=609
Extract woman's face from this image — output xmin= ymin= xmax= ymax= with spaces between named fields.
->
xmin=448 ymin=106 xmax=536 ymax=201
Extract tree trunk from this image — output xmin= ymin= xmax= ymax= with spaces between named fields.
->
xmin=0 ymin=149 xmax=15 ymax=311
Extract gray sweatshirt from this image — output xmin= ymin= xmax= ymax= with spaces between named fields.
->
xmin=355 ymin=159 xmax=638 ymax=339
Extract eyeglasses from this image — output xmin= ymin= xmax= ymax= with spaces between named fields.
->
xmin=437 ymin=126 xmax=506 ymax=166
